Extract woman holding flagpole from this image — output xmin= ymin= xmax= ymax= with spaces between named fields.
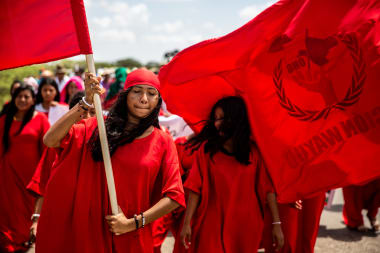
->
xmin=0 ymin=84 xmax=50 ymax=252
xmin=180 ymin=96 xmax=284 ymax=252
xmin=36 ymin=68 xmax=185 ymax=253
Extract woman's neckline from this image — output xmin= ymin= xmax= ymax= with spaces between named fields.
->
xmin=134 ymin=126 xmax=156 ymax=142
xmin=220 ymin=146 xmax=235 ymax=156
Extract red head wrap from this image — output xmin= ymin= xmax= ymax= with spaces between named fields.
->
xmin=124 ymin=68 xmax=160 ymax=91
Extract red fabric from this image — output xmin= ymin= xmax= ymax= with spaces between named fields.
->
xmin=27 ymin=147 xmax=58 ymax=196
xmin=0 ymin=0 xmax=92 ymax=71
xmin=0 ymin=113 xmax=50 ymax=252
xmin=124 ymin=68 xmax=160 ymax=91
xmin=152 ymin=213 xmax=178 ymax=249
xmin=103 ymin=95 xmax=118 ymax=110
xmin=262 ymin=193 xmax=325 ymax=253
xmin=343 ymin=178 xmax=380 ymax=227
xmin=181 ymin=144 xmax=273 ymax=252
xmin=36 ymin=117 xmax=185 ymax=253
xmin=151 ymin=136 xmax=195 ymax=252
xmin=174 ymin=136 xmax=195 ymax=177
xmin=296 ymin=193 xmax=325 ymax=253
xmin=159 ymin=0 xmax=380 ymax=203
xmin=261 ymin=203 xmax=299 ymax=253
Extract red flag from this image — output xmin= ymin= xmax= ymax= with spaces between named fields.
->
xmin=159 ymin=0 xmax=380 ymax=203
xmin=0 ymin=0 xmax=92 ymax=70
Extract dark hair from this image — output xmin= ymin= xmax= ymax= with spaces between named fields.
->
xmin=69 ymin=91 xmax=85 ymax=109
xmin=89 ymin=88 xmax=162 ymax=162
xmin=10 ymin=80 xmax=22 ymax=95
xmin=1 ymin=84 xmax=36 ymax=154
xmin=36 ymin=78 xmax=60 ymax=104
xmin=187 ymin=96 xmax=253 ymax=165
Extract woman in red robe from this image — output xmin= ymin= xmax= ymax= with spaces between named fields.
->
xmin=152 ymin=134 xmax=196 ymax=252
xmin=27 ymin=91 xmax=96 ymax=240
xmin=343 ymin=179 xmax=380 ymax=232
xmin=180 ymin=96 xmax=284 ymax=252
xmin=36 ymin=68 xmax=185 ymax=253
xmin=0 ymin=84 xmax=50 ymax=252
xmin=261 ymin=193 xmax=325 ymax=253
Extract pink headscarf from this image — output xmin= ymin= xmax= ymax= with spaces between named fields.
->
xmin=60 ymin=76 xmax=84 ymax=103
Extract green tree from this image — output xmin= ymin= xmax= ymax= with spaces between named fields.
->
xmin=0 ymin=65 xmax=45 ymax=107
xmin=145 ymin=61 xmax=161 ymax=69
xmin=116 ymin=58 xmax=142 ymax=69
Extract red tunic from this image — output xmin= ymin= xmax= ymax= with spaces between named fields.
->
xmin=295 ymin=193 xmax=325 ymax=253
xmin=262 ymin=193 xmax=325 ymax=253
xmin=152 ymin=136 xmax=195 ymax=252
xmin=26 ymin=147 xmax=58 ymax=196
xmin=174 ymin=136 xmax=194 ymax=177
xmin=343 ymin=179 xmax=380 ymax=227
xmin=182 ymin=144 xmax=273 ymax=253
xmin=261 ymin=203 xmax=299 ymax=253
xmin=0 ymin=112 xmax=49 ymax=252
xmin=36 ymin=117 xmax=185 ymax=253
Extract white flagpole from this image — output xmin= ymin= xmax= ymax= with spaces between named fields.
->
xmin=85 ymin=54 xmax=119 ymax=215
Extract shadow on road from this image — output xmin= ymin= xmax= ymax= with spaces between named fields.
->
xmin=324 ymin=204 xmax=343 ymax=212
xmin=318 ymin=225 xmax=378 ymax=242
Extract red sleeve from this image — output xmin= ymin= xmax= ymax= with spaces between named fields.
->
xmin=38 ymin=113 xmax=51 ymax=155
xmin=27 ymin=147 xmax=57 ymax=196
xmin=174 ymin=140 xmax=185 ymax=176
xmin=159 ymin=135 xmax=186 ymax=208
xmin=183 ymin=147 xmax=203 ymax=194
xmin=59 ymin=118 xmax=90 ymax=150
xmin=256 ymin=150 xmax=275 ymax=204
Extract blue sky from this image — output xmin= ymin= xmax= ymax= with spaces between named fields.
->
xmin=82 ymin=0 xmax=275 ymax=63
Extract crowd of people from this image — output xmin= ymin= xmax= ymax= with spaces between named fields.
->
xmin=0 ymin=65 xmax=378 ymax=253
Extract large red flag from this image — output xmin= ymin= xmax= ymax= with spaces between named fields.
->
xmin=159 ymin=0 xmax=380 ymax=203
xmin=0 ymin=0 xmax=92 ymax=70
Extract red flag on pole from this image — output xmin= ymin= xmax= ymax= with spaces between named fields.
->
xmin=159 ymin=0 xmax=380 ymax=202
xmin=0 ymin=0 xmax=92 ymax=70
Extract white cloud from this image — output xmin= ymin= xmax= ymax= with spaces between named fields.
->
xmin=202 ymin=22 xmax=215 ymax=30
xmin=239 ymin=1 xmax=275 ymax=21
xmin=150 ymin=0 xmax=193 ymax=2
xmin=145 ymin=33 xmax=202 ymax=44
xmin=98 ymin=29 xmax=136 ymax=43
xmin=103 ymin=2 xmax=149 ymax=26
xmin=152 ymin=21 xmax=184 ymax=33
xmin=93 ymin=17 xmax=112 ymax=28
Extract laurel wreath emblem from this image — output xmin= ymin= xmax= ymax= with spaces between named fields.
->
xmin=273 ymin=33 xmax=366 ymax=121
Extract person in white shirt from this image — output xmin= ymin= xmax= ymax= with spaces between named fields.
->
xmin=54 ymin=65 xmax=69 ymax=92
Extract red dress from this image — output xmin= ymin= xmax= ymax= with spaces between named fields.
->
xmin=262 ymin=193 xmax=325 ymax=253
xmin=152 ymin=136 xmax=195 ymax=252
xmin=36 ymin=117 xmax=185 ymax=253
xmin=27 ymin=147 xmax=58 ymax=196
xmin=296 ymin=193 xmax=325 ymax=253
xmin=0 ymin=112 xmax=50 ymax=252
xmin=343 ymin=179 xmax=380 ymax=227
xmin=182 ymin=144 xmax=273 ymax=253
xmin=261 ymin=203 xmax=299 ymax=253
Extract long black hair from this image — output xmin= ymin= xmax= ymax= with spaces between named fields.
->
xmin=1 ymin=84 xmax=36 ymax=154
xmin=186 ymin=96 xmax=253 ymax=165
xmin=89 ymin=88 xmax=162 ymax=162
xmin=36 ymin=77 xmax=60 ymax=104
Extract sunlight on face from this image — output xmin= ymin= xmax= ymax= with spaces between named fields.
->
xmin=41 ymin=84 xmax=57 ymax=103
xmin=126 ymin=85 xmax=159 ymax=123
xmin=15 ymin=90 xmax=34 ymax=112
